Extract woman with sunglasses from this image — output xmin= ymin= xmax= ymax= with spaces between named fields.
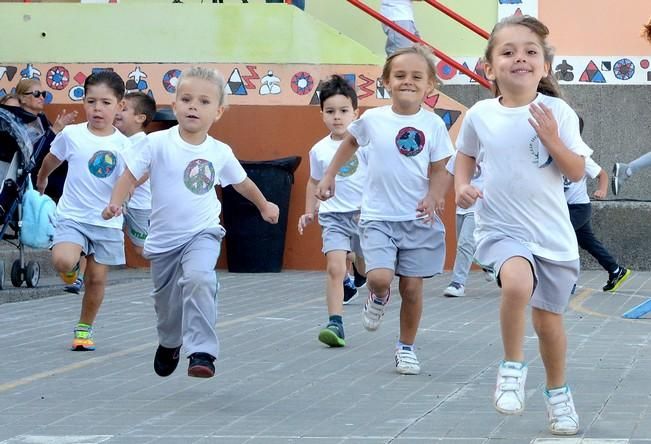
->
xmin=15 ymin=78 xmax=77 ymax=202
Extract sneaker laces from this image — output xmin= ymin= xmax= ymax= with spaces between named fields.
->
xmin=395 ymin=348 xmax=419 ymax=366
xmin=497 ymin=366 xmax=524 ymax=392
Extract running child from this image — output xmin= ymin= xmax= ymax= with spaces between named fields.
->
xmin=455 ymin=15 xmax=591 ymax=435
xmin=298 ymin=74 xmax=367 ymax=347
xmin=36 ymin=71 xmax=130 ymax=351
xmin=103 ymin=67 xmax=279 ymax=378
xmin=316 ymin=44 xmax=454 ymax=375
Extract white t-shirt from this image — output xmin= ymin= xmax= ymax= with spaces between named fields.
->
xmin=309 ymin=134 xmax=367 ymax=214
xmin=564 ymin=156 xmax=601 ymax=205
xmin=380 ymin=0 xmax=415 ymax=21
xmin=348 ymin=106 xmax=454 ymax=221
xmin=126 ymin=126 xmax=247 ymax=254
xmin=50 ymin=122 xmax=129 ymax=229
xmin=456 ymin=94 xmax=593 ymax=261
xmin=445 ymin=150 xmax=485 ymax=215
xmin=126 ymin=132 xmax=151 ymax=210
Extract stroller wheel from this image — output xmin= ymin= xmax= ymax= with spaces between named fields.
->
xmin=10 ymin=259 xmax=23 ymax=288
xmin=25 ymin=261 xmax=40 ymax=288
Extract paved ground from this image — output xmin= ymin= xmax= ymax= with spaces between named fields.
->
xmin=0 ymin=268 xmax=650 ymax=444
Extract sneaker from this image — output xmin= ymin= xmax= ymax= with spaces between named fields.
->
xmin=611 ymin=162 xmax=629 ymax=196
xmin=187 ymin=352 xmax=215 ymax=378
xmin=544 ymin=386 xmax=579 ymax=435
xmin=63 ymin=278 xmax=84 ymax=294
xmin=154 ymin=344 xmax=181 ymax=377
xmin=494 ymin=360 xmax=527 ymax=415
xmin=71 ymin=324 xmax=95 ymax=351
xmin=59 ymin=262 xmax=80 ymax=285
xmin=395 ymin=347 xmax=420 ymax=375
xmin=352 ymin=262 xmax=367 ymax=288
xmin=603 ymin=267 xmax=631 ymax=292
xmin=318 ymin=322 xmax=345 ymax=347
xmin=343 ymin=275 xmax=358 ymax=305
xmin=362 ymin=289 xmax=390 ymax=331
xmin=443 ymin=282 xmax=465 ymax=297
xmin=482 ymin=267 xmax=496 ymax=282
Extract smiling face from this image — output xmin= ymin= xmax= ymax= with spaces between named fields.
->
xmin=383 ymin=52 xmax=434 ymax=115
xmin=173 ymin=77 xmax=224 ymax=144
xmin=321 ymin=94 xmax=358 ymax=140
xmin=83 ymin=83 xmax=122 ymax=136
xmin=485 ymin=24 xmax=550 ymax=103
xmin=114 ymin=98 xmax=145 ymax=137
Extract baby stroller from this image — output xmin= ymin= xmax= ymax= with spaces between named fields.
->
xmin=0 ymin=104 xmax=50 ymax=289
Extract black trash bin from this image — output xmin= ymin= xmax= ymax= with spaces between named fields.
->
xmin=222 ymin=156 xmax=301 ymax=272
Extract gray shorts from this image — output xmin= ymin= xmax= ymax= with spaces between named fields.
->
xmin=124 ymin=206 xmax=151 ymax=247
xmin=382 ymin=20 xmax=420 ymax=56
xmin=474 ymin=237 xmax=579 ymax=314
xmin=318 ymin=211 xmax=363 ymax=256
xmin=359 ymin=218 xmax=445 ymax=278
xmin=53 ymin=217 xmax=125 ymax=266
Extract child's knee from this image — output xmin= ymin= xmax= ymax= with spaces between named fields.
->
xmin=367 ymin=270 xmax=392 ymax=294
xmin=52 ymin=254 xmax=78 ymax=273
xmin=326 ymin=259 xmax=347 ymax=279
xmin=183 ymin=270 xmax=217 ymax=290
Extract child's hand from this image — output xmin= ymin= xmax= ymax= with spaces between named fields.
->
xmin=36 ymin=176 xmax=47 ymax=195
xmin=298 ymin=212 xmax=316 ymax=235
xmin=456 ymin=184 xmax=483 ymax=209
xmin=315 ymin=177 xmax=335 ymax=201
xmin=417 ymin=195 xmax=445 ymax=223
xmin=593 ymin=189 xmax=606 ymax=200
xmin=260 ymin=201 xmax=279 ymax=224
xmin=528 ymin=103 xmax=561 ymax=149
xmin=102 ymin=204 xmax=123 ymax=220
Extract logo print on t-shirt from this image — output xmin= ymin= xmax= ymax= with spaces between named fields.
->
xmin=529 ymin=135 xmax=552 ymax=168
xmin=88 ymin=150 xmax=117 ymax=178
xmin=337 ymin=154 xmax=359 ymax=177
xmin=396 ymin=127 xmax=425 ymax=157
xmin=184 ymin=159 xmax=215 ymax=195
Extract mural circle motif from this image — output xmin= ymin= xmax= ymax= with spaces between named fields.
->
xmin=46 ymin=66 xmax=70 ymax=91
xmin=641 ymin=59 xmax=650 ymax=70
xmin=290 ymin=72 xmax=314 ymax=95
xmin=613 ymin=58 xmax=635 ymax=81
xmin=162 ymin=69 xmax=182 ymax=94
xmin=436 ymin=61 xmax=457 ymax=81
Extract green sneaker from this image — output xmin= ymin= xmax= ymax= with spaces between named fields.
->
xmin=318 ymin=322 xmax=345 ymax=347
xmin=71 ymin=324 xmax=95 ymax=351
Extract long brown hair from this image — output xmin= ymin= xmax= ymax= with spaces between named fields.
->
xmin=484 ymin=15 xmax=562 ymax=98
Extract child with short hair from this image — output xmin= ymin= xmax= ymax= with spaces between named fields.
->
xmin=103 ymin=66 xmax=279 ymax=378
xmin=36 ymin=71 xmax=130 ymax=351
xmin=455 ymin=15 xmax=591 ymax=435
xmin=114 ymin=91 xmax=157 ymax=258
xmin=316 ymin=44 xmax=454 ymax=374
xmin=298 ymin=74 xmax=367 ymax=347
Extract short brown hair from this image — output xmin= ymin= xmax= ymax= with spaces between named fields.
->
xmin=125 ymin=92 xmax=157 ymax=128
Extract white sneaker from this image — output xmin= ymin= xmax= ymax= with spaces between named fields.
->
xmin=443 ymin=282 xmax=465 ymax=297
xmin=395 ymin=347 xmax=420 ymax=375
xmin=544 ymin=386 xmax=579 ymax=435
xmin=362 ymin=290 xmax=390 ymax=331
xmin=612 ymin=162 xmax=629 ymax=196
xmin=494 ymin=361 xmax=527 ymax=414
xmin=482 ymin=268 xmax=496 ymax=282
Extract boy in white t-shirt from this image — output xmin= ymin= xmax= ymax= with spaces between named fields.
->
xmin=298 ymin=75 xmax=367 ymax=348
xmin=316 ymin=45 xmax=454 ymax=375
xmin=103 ymin=67 xmax=279 ymax=379
xmin=36 ymin=71 xmax=130 ymax=351
xmin=113 ymin=92 xmax=156 ymax=258
xmin=380 ymin=0 xmax=423 ymax=56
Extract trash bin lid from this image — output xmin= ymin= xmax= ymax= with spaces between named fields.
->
xmin=240 ymin=156 xmax=302 ymax=174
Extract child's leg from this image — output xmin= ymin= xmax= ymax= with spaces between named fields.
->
xmin=499 ymin=257 xmax=534 ymax=362
xmin=450 ymin=213 xmax=476 ymax=285
xmin=51 ymin=242 xmax=82 ymax=273
xmin=397 ymin=276 xmax=423 ymax=345
xmin=325 ymin=250 xmax=348 ymax=315
xmin=627 ymin=151 xmax=651 ymax=176
xmin=78 ymin=255 xmax=108 ymax=326
xmin=367 ymin=268 xmax=393 ymax=298
xmin=150 ymin=250 xmax=184 ymax=350
xmin=532 ymin=308 xmax=566 ymax=389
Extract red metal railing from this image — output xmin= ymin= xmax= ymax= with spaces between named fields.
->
xmin=347 ymin=0 xmax=491 ymax=89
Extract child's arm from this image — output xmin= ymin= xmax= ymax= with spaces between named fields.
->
xmin=455 ymin=152 xmax=483 ymax=209
xmin=35 ymin=153 xmax=63 ymax=195
xmin=232 ymin=178 xmax=279 ymax=224
xmin=529 ymin=103 xmax=585 ymax=181
xmin=298 ymin=177 xmax=319 ymax=235
xmin=102 ymin=169 xmax=138 ymax=219
xmin=315 ymin=133 xmax=359 ymax=201
xmin=417 ymin=158 xmax=452 ymax=222
xmin=593 ymin=168 xmax=608 ymax=200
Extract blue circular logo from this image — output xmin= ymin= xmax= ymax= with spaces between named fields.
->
xmin=88 ymin=150 xmax=117 ymax=178
xmin=396 ymin=127 xmax=425 ymax=157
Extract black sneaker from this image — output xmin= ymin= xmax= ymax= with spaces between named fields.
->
xmin=188 ymin=352 xmax=215 ymax=378
xmin=154 ymin=344 xmax=181 ymax=377
xmin=63 ymin=278 xmax=84 ymax=294
xmin=603 ymin=267 xmax=632 ymax=292
xmin=352 ymin=262 xmax=367 ymax=288
xmin=343 ymin=275 xmax=358 ymax=305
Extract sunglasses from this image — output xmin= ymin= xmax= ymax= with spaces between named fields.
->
xmin=23 ymin=90 xmax=47 ymax=98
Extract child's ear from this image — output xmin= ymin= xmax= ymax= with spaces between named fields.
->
xmin=353 ymin=108 xmax=359 ymax=119
xmin=484 ymin=62 xmax=496 ymax=81
xmin=214 ymin=105 xmax=225 ymax=122
xmin=135 ymin=114 xmax=147 ymax=126
xmin=117 ymin=98 xmax=126 ymax=110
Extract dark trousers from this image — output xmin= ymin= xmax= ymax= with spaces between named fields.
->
xmin=568 ymin=203 xmax=618 ymax=274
